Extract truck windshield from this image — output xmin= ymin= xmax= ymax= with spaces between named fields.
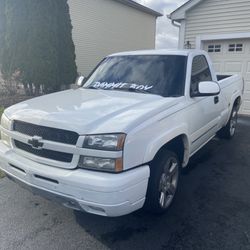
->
xmin=83 ymin=55 xmax=187 ymax=97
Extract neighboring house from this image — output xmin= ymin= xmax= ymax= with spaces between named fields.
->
xmin=68 ymin=0 xmax=162 ymax=76
xmin=169 ymin=0 xmax=250 ymax=115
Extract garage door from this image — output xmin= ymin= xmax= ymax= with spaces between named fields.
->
xmin=203 ymin=38 xmax=250 ymax=115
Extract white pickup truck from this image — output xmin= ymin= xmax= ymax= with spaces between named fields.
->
xmin=0 ymin=50 xmax=244 ymax=217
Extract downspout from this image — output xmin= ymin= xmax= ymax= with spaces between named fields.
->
xmin=167 ymin=14 xmax=181 ymax=28
xmin=168 ymin=16 xmax=185 ymax=49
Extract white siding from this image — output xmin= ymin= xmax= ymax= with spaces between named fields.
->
xmin=184 ymin=0 xmax=250 ymax=48
xmin=68 ymin=0 xmax=156 ymax=76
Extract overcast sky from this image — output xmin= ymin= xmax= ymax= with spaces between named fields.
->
xmin=135 ymin=0 xmax=188 ymax=49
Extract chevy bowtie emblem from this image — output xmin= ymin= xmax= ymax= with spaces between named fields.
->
xmin=28 ymin=136 xmax=44 ymax=150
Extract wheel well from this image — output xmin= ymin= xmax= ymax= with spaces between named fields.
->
xmin=233 ymin=96 xmax=241 ymax=111
xmin=153 ymin=135 xmax=188 ymax=166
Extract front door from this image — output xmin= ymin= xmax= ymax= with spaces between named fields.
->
xmin=188 ymin=55 xmax=223 ymax=155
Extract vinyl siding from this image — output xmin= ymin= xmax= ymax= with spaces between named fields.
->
xmin=68 ymin=0 xmax=156 ymax=76
xmin=184 ymin=0 xmax=250 ymax=48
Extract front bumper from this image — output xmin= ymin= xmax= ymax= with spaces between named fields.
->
xmin=0 ymin=142 xmax=150 ymax=217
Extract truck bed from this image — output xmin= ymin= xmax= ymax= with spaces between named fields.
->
xmin=217 ymin=75 xmax=232 ymax=81
xmin=217 ymin=74 xmax=243 ymax=90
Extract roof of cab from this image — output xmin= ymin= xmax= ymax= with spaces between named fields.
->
xmin=109 ymin=49 xmax=199 ymax=57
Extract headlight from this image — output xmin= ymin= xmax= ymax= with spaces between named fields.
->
xmin=78 ymin=156 xmax=123 ymax=173
xmin=83 ymin=134 xmax=126 ymax=151
xmin=0 ymin=113 xmax=11 ymax=146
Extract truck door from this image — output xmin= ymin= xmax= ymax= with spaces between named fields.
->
xmin=188 ymin=55 xmax=224 ymax=154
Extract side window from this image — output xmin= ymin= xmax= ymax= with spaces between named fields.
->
xmin=190 ymin=55 xmax=212 ymax=95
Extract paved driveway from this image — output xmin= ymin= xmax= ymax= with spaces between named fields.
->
xmin=1 ymin=117 xmax=250 ymax=250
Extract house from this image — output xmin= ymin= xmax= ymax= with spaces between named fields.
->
xmin=169 ymin=0 xmax=250 ymax=115
xmin=67 ymin=0 xmax=162 ymax=76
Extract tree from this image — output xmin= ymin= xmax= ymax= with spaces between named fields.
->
xmin=52 ymin=0 xmax=77 ymax=93
xmin=0 ymin=0 xmax=6 ymax=66
xmin=1 ymin=0 xmax=77 ymax=95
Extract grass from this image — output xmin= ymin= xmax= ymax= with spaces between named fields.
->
xmin=0 ymin=106 xmax=4 ymax=118
xmin=0 ymin=106 xmax=5 ymax=178
xmin=0 ymin=170 xmax=5 ymax=179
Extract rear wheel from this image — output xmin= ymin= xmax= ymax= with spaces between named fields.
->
xmin=217 ymin=107 xmax=238 ymax=139
xmin=145 ymin=150 xmax=180 ymax=214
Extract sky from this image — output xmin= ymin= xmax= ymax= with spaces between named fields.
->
xmin=135 ymin=0 xmax=188 ymax=49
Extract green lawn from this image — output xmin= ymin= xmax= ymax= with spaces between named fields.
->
xmin=0 ymin=107 xmax=5 ymax=178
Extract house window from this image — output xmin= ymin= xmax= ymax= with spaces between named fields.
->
xmin=208 ymin=44 xmax=221 ymax=53
xmin=228 ymin=44 xmax=243 ymax=52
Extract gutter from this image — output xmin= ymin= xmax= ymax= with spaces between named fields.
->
xmin=167 ymin=14 xmax=181 ymax=28
xmin=171 ymin=20 xmax=181 ymax=28
xmin=116 ymin=0 xmax=163 ymax=17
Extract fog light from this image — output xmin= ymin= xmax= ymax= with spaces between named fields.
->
xmin=0 ymin=132 xmax=11 ymax=147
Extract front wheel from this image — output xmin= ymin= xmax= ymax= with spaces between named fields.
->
xmin=217 ymin=107 xmax=238 ymax=139
xmin=144 ymin=150 xmax=180 ymax=214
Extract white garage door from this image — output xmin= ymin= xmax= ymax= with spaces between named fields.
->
xmin=203 ymin=38 xmax=250 ymax=115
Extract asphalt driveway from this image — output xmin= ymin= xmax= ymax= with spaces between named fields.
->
xmin=1 ymin=117 xmax=250 ymax=250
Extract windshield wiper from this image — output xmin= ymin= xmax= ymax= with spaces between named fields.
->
xmin=168 ymin=95 xmax=182 ymax=97
xmin=86 ymin=86 xmax=98 ymax=89
xmin=112 ymin=88 xmax=150 ymax=94
xmin=85 ymin=86 xmax=151 ymax=94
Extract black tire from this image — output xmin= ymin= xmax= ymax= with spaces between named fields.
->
xmin=144 ymin=150 xmax=180 ymax=214
xmin=217 ymin=106 xmax=238 ymax=139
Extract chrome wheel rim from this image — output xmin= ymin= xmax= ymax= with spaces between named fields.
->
xmin=158 ymin=157 xmax=179 ymax=209
xmin=230 ymin=110 xmax=238 ymax=136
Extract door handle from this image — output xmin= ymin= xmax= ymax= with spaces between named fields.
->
xmin=214 ymin=96 xmax=219 ymax=104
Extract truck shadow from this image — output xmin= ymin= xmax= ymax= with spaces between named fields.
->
xmin=73 ymin=134 xmax=235 ymax=249
xmin=73 ymin=117 xmax=250 ymax=249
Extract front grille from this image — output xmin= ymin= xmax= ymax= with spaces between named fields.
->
xmin=14 ymin=140 xmax=73 ymax=163
xmin=13 ymin=120 xmax=79 ymax=145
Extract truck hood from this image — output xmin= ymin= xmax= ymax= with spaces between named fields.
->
xmin=5 ymin=89 xmax=180 ymax=134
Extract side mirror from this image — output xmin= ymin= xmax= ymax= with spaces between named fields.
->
xmin=192 ymin=81 xmax=220 ymax=97
xmin=75 ymin=76 xmax=86 ymax=87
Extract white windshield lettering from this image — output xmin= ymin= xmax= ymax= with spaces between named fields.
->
xmin=91 ymin=82 xmax=154 ymax=91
